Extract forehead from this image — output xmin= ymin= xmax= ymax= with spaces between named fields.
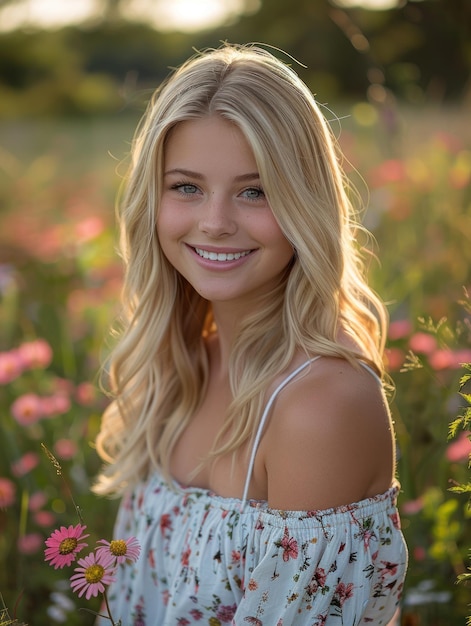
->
xmin=164 ymin=116 xmax=258 ymax=172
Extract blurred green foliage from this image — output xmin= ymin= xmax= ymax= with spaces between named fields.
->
xmin=0 ymin=0 xmax=470 ymax=118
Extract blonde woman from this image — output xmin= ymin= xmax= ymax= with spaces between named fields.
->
xmin=95 ymin=43 xmax=407 ymax=625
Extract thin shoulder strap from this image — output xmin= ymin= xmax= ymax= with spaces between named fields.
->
xmin=240 ymin=356 xmax=321 ymax=509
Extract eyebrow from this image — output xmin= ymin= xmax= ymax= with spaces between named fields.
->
xmin=164 ymin=168 xmax=260 ymax=182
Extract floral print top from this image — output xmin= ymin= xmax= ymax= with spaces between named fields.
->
xmin=103 ymin=360 xmax=408 ymax=625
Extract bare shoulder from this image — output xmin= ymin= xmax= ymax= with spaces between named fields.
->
xmin=263 ymin=357 xmax=395 ymax=511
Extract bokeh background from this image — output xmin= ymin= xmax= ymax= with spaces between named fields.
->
xmin=0 ymin=0 xmax=470 ymax=624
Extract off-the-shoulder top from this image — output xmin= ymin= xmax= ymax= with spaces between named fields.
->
xmin=103 ymin=358 xmax=408 ymax=625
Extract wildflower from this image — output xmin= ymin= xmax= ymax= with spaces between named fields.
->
xmin=17 ymin=338 xmax=53 ymax=369
xmin=18 ymin=532 xmax=43 ymax=555
xmin=54 ymin=438 xmax=78 ymax=460
xmin=446 ymin=431 xmax=471 ymax=462
xmin=45 ymin=524 xmax=89 ymax=569
xmin=409 ymin=332 xmax=437 ymax=355
xmin=11 ymin=451 xmax=40 ymax=477
xmin=0 ymin=349 xmax=23 ymax=384
xmin=70 ymin=550 xmax=116 ymax=600
xmin=40 ymin=393 xmax=71 ymax=418
xmin=34 ymin=510 xmax=56 ymax=527
xmin=96 ymin=536 xmax=141 ymax=565
xmin=11 ymin=393 xmax=44 ymax=426
xmin=0 ymin=477 xmax=16 ymax=508
xmin=75 ymin=381 xmax=97 ymax=406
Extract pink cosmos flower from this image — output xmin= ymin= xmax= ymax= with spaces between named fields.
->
xmin=70 ymin=550 xmax=116 ymax=600
xmin=384 ymin=348 xmax=404 ymax=372
xmin=17 ymin=338 xmax=53 ymax=370
xmin=18 ymin=532 xmax=43 ymax=555
xmin=446 ymin=431 xmax=471 ymax=462
xmin=0 ymin=350 xmax=23 ymax=384
xmin=40 ymin=393 xmax=71 ymax=418
xmin=75 ymin=381 xmax=97 ymax=406
xmin=401 ymin=497 xmax=424 ymax=515
xmin=11 ymin=451 xmax=40 ymax=477
xmin=0 ymin=477 xmax=16 ymax=508
xmin=409 ymin=332 xmax=437 ymax=355
xmin=11 ymin=393 xmax=44 ymax=426
xmin=54 ymin=438 xmax=78 ymax=460
xmin=388 ymin=319 xmax=413 ymax=341
xmin=96 ymin=536 xmax=141 ymax=565
xmin=45 ymin=524 xmax=89 ymax=569
xmin=28 ymin=491 xmax=47 ymax=511
xmin=34 ymin=510 xmax=56 ymax=527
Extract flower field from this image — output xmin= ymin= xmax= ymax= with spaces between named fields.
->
xmin=0 ymin=103 xmax=470 ymax=624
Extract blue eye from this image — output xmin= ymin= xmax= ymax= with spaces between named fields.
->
xmin=242 ymin=187 xmax=265 ymax=201
xmin=171 ymin=182 xmax=199 ymax=195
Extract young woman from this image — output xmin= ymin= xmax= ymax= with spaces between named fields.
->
xmin=94 ymin=43 xmax=408 ymax=625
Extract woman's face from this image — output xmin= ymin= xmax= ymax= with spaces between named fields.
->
xmin=157 ymin=115 xmax=294 ymax=311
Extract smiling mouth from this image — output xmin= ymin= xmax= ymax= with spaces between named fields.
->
xmin=194 ymin=247 xmax=253 ymax=261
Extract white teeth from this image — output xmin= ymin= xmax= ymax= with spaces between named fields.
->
xmin=194 ymin=248 xmax=251 ymax=262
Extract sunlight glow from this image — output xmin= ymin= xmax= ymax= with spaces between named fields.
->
xmin=0 ymin=0 xmax=98 ymax=30
xmin=0 ymin=0 xmax=255 ymax=32
xmin=124 ymin=0 xmax=251 ymax=32
xmin=332 ymin=0 xmax=400 ymax=9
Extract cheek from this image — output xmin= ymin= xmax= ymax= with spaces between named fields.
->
xmin=156 ymin=205 xmax=187 ymax=242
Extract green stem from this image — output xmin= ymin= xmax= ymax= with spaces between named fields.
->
xmin=102 ymin=590 xmax=116 ymax=626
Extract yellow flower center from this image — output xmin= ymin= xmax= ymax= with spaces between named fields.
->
xmin=109 ymin=539 xmax=127 ymax=556
xmin=59 ymin=537 xmax=78 ymax=555
xmin=85 ymin=564 xmax=105 ymax=584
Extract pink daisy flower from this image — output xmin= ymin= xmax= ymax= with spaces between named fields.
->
xmin=96 ymin=536 xmax=141 ymax=565
xmin=70 ymin=550 xmax=116 ymax=600
xmin=45 ymin=524 xmax=89 ymax=569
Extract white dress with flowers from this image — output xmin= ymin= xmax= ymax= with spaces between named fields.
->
xmin=103 ymin=360 xmax=408 ymax=626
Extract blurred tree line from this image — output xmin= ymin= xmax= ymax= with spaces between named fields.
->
xmin=0 ymin=0 xmax=470 ymax=117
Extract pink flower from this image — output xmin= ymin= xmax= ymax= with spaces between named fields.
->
xmin=216 ymin=603 xmax=237 ymax=623
xmin=75 ymin=382 xmax=97 ymax=406
xmin=40 ymin=393 xmax=71 ymax=418
xmin=429 ymin=349 xmax=471 ymax=371
xmin=96 ymin=536 xmax=141 ymax=565
xmin=70 ymin=550 xmax=116 ymax=600
xmin=45 ymin=524 xmax=89 ymax=569
xmin=54 ymin=438 xmax=78 ymax=460
xmin=384 ymin=348 xmax=404 ymax=372
xmin=18 ymin=532 xmax=43 ymax=555
xmin=401 ymin=497 xmax=424 ymax=515
xmin=0 ymin=350 xmax=23 ymax=384
xmin=388 ymin=319 xmax=412 ymax=341
xmin=11 ymin=393 xmax=44 ymax=426
xmin=409 ymin=332 xmax=437 ymax=355
xmin=0 ymin=477 xmax=16 ymax=508
xmin=334 ymin=581 xmax=354 ymax=607
xmin=28 ymin=491 xmax=47 ymax=511
xmin=11 ymin=452 xmax=40 ymax=477
xmin=34 ymin=510 xmax=56 ymax=527
xmin=17 ymin=339 xmax=53 ymax=370
xmin=75 ymin=216 xmax=105 ymax=243
xmin=279 ymin=526 xmax=299 ymax=561
xmin=446 ymin=431 xmax=471 ymax=462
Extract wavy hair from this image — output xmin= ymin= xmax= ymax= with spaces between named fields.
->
xmin=94 ymin=43 xmax=388 ymax=496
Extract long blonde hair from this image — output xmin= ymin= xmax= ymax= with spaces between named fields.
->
xmin=94 ymin=43 xmax=388 ymax=496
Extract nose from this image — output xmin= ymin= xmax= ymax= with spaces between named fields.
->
xmin=198 ymin=194 xmax=237 ymax=238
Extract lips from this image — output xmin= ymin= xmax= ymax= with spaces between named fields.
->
xmin=193 ymin=247 xmax=253 ymax=261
